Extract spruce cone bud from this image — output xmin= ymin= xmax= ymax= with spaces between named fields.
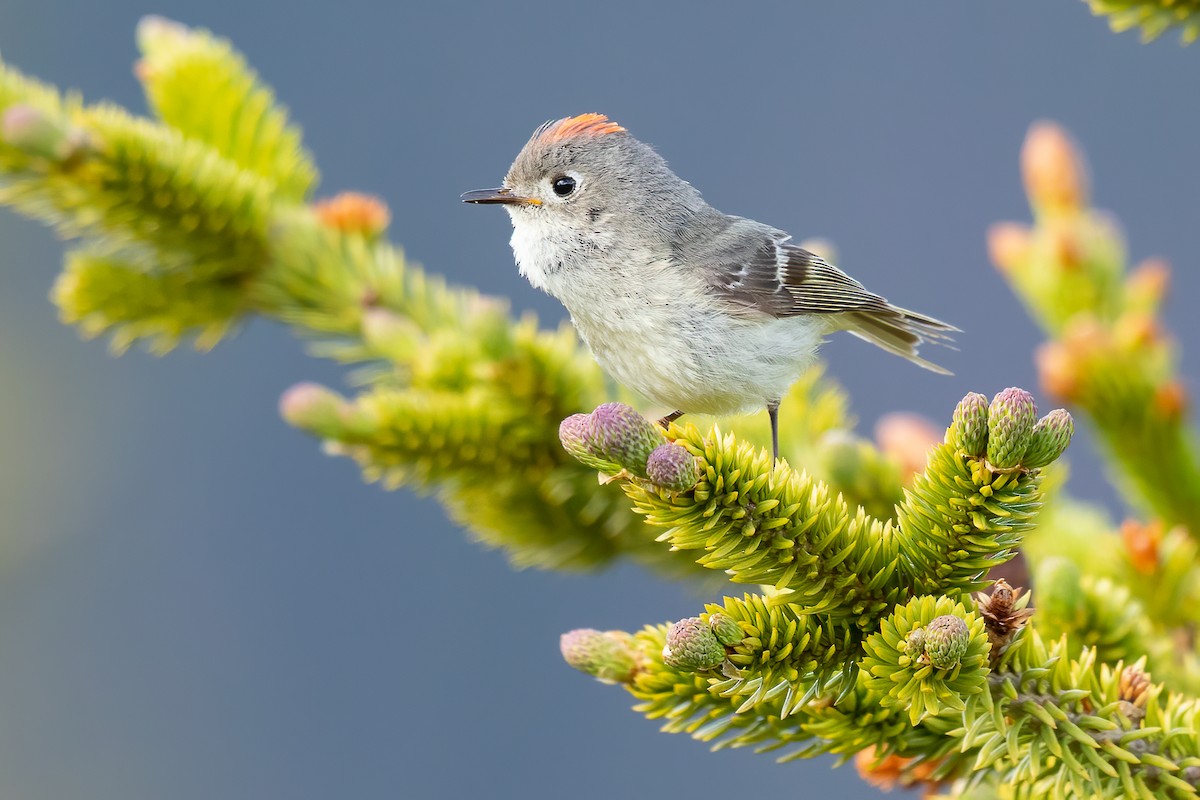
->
xmin=1022 ymin=121 xmax=1089 ymax=215
xmin=560 ymin=629 xmax=637 ymax=683
xmin=903 ymin=627 xmax=927 ymax=661
xmin=950 ymin=392 xmax=989 ymax=457
xmin=584 ymin=403 xmax=663 ymax=474
xmin=314 ymin=192 xmax=391 ymax=237
xmin=876 ymin=413 xmax=939 ymax=482
xmin=136 ymin=15 xmax=192 ymax=52
xmin=989 ymin=579 xmax=1015 ymax=614
xmin=279 ymin=382 xmax=350 ymax=435
xmin=986 ymin=388 xmax=1037 ymax=469
xmin=560 ymin=413 xmax=621 ymax=473
xmin=560 ymin=413 xmax=594 ymax=461
xmin=987 ymin=222 xmax=1032 ymax=276
xmin=1118 ymin=664 xmax=1152 ymax=709
xmin=1022 ymin=409 xmax=1074 ymax=469
xmin=662 ymin=617 xmax=725 ymax=671
xmin=1 ymin=104 xmax=83 ymax=162
xmin=645 ymin=443 xmax=699 ymax=492
xmin=1125 ymin=258 xmax=1171 ymax=314
xmin=923 ymin=615 xmax=970 ymax=669
xmin=707 ymin=613 xmax=744 ymax=646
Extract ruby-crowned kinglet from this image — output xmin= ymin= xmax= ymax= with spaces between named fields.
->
xmin=464 ymin=114 xmax=955 ymax=460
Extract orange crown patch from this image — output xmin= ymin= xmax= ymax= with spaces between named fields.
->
xmin=538 ymin=113 xmax=625 ymax=143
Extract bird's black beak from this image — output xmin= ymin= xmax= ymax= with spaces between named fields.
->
xmin=461 ymin=187 xmax=541 ymax=206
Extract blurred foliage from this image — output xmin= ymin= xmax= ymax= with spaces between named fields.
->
xmin=1084 ymin=0 xmax=1200 ymax=43
xmin=0 ymin=18 xmax=1198 ymax=798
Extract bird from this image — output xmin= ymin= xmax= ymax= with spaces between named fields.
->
xmin=463 ymin=113 xmax=956 ymax=461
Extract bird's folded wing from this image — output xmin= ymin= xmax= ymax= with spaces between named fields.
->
xmin=707 ymin=237 xmax=957 ymax=373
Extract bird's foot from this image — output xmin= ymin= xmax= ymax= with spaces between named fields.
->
xmin=657 ymin=410 xmax=684 ymax=429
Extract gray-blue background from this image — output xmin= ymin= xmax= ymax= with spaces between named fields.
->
xmin=0 ymin=2 xmax=1195 ymax=798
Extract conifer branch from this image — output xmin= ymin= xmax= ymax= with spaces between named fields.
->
xmin=990 ymin=122 xmax=1200 ymax=531
xmin=1083 ymin=0 xmax=1200 ymax=43
xmin=566 ymin=583 xmax=1200 ymax=798
xmin=3 ymin=19 xmax=1199 ymax=797
xmin=561 ymin=389 xmax=1071 ymax=627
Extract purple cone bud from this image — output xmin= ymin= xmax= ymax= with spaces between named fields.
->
xmin=662 ymin=617 xmax=726 ymax=672
xmin=559 ymin=413 xmax=622 ymax=473
xmin=986 ymin=388 xmax=1038 ymax=469
xmin=279 ymin=382 xmax=349 ymax=435
xmin=559 ymin=413 xmax=592 ymax=459
xmin=923 ymin=615 xmax=970 ymax=669
xmin=583 ymin=402 xmax=663 ymax=475
xmin=1022 ymin=409 xmax=1074 ymax=469
xmin=2 ymin=104 xmax=73 ymax=161
xmin=645 ymin=443 xmax=699 ymax=492
xmin=950 ymin=392 xmax=990 ymax=457
xmin=707 ymin=613 xmax=744 ymax=647
xmin=560 ymin=629 xmax=637 ymax=684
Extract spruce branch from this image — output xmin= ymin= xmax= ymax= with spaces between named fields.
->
xmin=990 ymin=121 xmax=1200 ymax=530
xmin=135 ymin=16 xmax=318 ymax=200
xmin=4 ymin=28 xmax=853 ymax=575
xmin=946 ymin=624 xmax=1200 ymax=798
xmin=6 ymin=19 xmax=1200 ymax=796
xmin=566 ymin=582 xmax=1200 ymax=797
xmin=562 ymin=390 xmax=1073 ymax=627
xmin=1083 ymin=0 xmax=1200 ymax=43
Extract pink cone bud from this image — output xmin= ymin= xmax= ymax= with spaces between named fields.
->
xmin=875 ymin=412 xmax=939 ymax=481
xmin=136 ymin=15 xmax=192 ymax=53
xmin=279 ymin=382 xmax=349 ymax=434
xmin=662 ymin=617 xmax=725 ymax=672
xmin=645 ymin=443 xmax=698 ymax=492
xmin=560 ymin=629 xmax=637 ymax=683
xmin=583 ymin=402 xmax=663 ymax=474
xmin=2 ymin=104 xmax=75 ymax=161
xmin=986 ymin=388 xmax=1037 ymax=469
xmin=987 ymin=222 xmax=1033 ymax=275
xmin=1022 ymin=121 xmax=1089 ymax=215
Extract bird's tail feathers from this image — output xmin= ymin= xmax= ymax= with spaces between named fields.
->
xmin=839 ymin=306 xmax=958 ymax=375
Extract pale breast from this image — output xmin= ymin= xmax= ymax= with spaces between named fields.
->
xmin=565 ymin=273 xmax=824 ymax=415
xmin=507 ymin=213 xmax=822 ymax=414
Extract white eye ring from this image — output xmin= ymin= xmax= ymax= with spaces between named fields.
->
xmin=550 ymin=172 xmax=581 ymax=199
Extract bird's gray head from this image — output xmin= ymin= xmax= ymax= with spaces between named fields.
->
xmin=462 ymin=114 xmax=709 ymax=234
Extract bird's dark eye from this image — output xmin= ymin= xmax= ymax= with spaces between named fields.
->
xmin=552 ymin=175 xmax=577 ymax=197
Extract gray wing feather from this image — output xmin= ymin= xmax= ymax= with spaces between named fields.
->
xmin=705 ymin=230 xmax=958 ymax=373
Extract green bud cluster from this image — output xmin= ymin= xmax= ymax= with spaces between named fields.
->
xmin=951 ymin=389 xmax=1073 ymax=471
xmin=923 ymin=615 xmax=971 ymax=669
xmin=862 ymin=596 xmax=990 ymax=725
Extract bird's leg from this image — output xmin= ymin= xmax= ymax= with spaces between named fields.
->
xmin=657 ymin=410 xmax=685 ymax=429
xmin=767 ymin=401 xmax=780 ymax=462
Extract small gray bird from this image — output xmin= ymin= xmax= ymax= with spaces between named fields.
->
xmin=463 ymin=114 xmax=955 ymax=461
